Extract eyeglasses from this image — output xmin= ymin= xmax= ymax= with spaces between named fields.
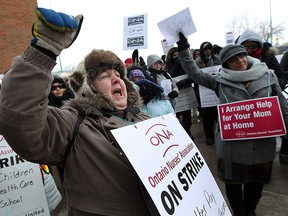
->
xmin=51 ymin=84 xmax=65 ymax=91
xmin=244 ymin=45 xmax=259 ymax=50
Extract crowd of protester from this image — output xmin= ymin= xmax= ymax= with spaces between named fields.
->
xmin=1 ymin=7 xmax=288 ymax=216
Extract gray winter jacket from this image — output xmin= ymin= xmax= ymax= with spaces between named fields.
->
xmin=0 ymin=46 xmax=159 ymax=216
xmin=178 ymin=49 xmax=288 ymax=174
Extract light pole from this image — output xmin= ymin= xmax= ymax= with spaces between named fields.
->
xmin=269 ymin=0 xmax=273 ymax=44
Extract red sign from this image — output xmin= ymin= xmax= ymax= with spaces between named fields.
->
xmin=217 ymin=96 xmax=286 ymax=140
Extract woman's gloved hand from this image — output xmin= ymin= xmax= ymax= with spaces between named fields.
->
xmin=31 ymin=7 xmax=84 ymax=56
xmin=176 ymin=32 xmax=190 ymax=52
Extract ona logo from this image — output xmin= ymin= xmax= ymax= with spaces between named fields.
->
xmin=235 ymin=131 xmax=246 ymax=137
xmin=145 ymin=124 xmax=179 ymax=157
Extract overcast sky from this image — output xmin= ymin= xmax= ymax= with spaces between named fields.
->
xmin=37 ymin=0 xmax=287 ymax=71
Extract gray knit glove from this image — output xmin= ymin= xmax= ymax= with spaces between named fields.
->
xmin=32 ymin=8 xmax=83 ymax=56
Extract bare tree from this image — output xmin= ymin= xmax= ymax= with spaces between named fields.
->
xmin=226 ymin=14 xmax=286 ymax=44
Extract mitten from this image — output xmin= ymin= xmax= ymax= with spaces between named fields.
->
xmin=132 ymin=49 xmax=139 ymax=64
xmin=135 ymin=79 xmax=164 ymax=94
xmin=176 ymin=32 xmax=190 ymax=52
xmin=32 ymin=8 xmax=84 ymax=56
xmin=139 ymin=56 xmax=147 ymax=70
xmin=168 ymin=90 xmax=179 ymax=99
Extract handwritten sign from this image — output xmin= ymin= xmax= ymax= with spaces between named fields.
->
xmin=173 ymin=75 xmax=198 ymax=112
xmin=123 ymin=13 xmax=148 ymax=50
xmin=111 ymin=113 xmax=231 ymax=216
xmin=0 ymin=136 xmax=49 ymax=216
xmin=199 ymin=65 xmax=221 ymax=108
xmin=157 ymin=7 xmax=197 ymax=46
xmin=217 ymin=97 xmax=286 ymax=140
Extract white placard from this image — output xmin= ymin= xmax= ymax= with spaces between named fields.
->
xmin=161 ymin=79 xmax=172 ymax=96
xmin=157 ymin=8 xmax=197 ymax=46
xmin=199 ymin=65 xmax=221 ymax=107
xmin=0 ymin=136 xmax=50 ymax=216
xmin=173 ymin=75 xmax=198 ymax=112
xmin=123 ymin=13 xmax=148 ymax=50
xmin=111 ymin=113 xmax=231 ymax=216
xmin=161 ymin=39 xmax=174 ymax=55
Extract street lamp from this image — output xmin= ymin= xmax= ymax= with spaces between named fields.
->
xmin=269 ymin=0 xmax=273 ymax=44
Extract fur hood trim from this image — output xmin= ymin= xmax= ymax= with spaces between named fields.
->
xmin=69 ymin=49 xmax=142 ymax=112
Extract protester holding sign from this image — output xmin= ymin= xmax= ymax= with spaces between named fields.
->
xmin=0 ymin=7 xmax=159 ymax=216
xmin=176 ymin=33 xmax=288 ymax=216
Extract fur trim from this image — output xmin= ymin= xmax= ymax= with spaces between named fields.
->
xmin=69 ymin=50 xmax=142 ymax=112
xmin=85 ymin=49 xmax=126 ymax=80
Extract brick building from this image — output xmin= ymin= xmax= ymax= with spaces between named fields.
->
xmin=0 ymin=0 xmax=37 ymax=74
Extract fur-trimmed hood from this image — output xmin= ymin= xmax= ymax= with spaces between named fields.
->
xmin=68 ymin=49 xmax=142 ymax=114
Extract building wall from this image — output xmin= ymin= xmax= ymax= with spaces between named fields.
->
xmin=0 ymin=0 xmax=37 ymax=73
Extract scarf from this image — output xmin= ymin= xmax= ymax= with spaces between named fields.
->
xmin=219 ymin=56 xmax=269 ymax=82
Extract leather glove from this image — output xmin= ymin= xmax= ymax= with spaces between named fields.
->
xmin=168 ymin=90 xmax=179 ymax=99
xmin=32 ymin=8 xmax=84 ymax=56
xmin=132 ymin=49 xmax=139 ymax=64
xmin=139 ymin=56 xmax=147 ymax=70
xmin=176 ymin=32 xmax=190 ymax=52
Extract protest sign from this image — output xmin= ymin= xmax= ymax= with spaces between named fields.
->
xmin=198 ymin=65 xmax=220 ymax=108
xmin=217 ymin=96 xmax=286 ymax=140
xmin=173 ymin=74 xmax=198 ymax=113
xmin=0 ymin=136 xmax=49 ymax=216
xmin=157 ymin=7 xmax=197 ymax=46
xmin=111 ymin=113 xmax=231 ymax=216
xmin=123 ymin=13 xmax=148 ymax=50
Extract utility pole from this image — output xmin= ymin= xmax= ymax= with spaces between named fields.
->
xmin=269 ymin=0 xmax=273 ymax=44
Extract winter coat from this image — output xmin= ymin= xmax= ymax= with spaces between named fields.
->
xmin=146 ymin=54 xmax=179 ymax=108
xmin=48 ymin=75 xmax=75 ymax=108
xmin=178 ymin=49 xmax=288 ymax=181
xmin=261 ymin=46 xmax=288 ymax=90
xmin=0 ymin=46 xmax=160 ymax=216
xmin=236 ymin=30 xmax=288 ymax=90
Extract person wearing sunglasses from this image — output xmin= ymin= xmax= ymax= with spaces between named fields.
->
xmin=48 ymin=75 xmax=75 ymax=108
xmin=237 ymin=30 xmax=288 ymax=164
xmin=194 ymin=41 xmax=222 ymax=146
xmin=236 ymin=30 xmax=288 ymax=91
xmin=48 ymin=75 xmax=75 ymax=185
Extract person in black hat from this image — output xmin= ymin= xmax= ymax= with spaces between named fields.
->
xmin=194 ymin=41 xmax=221 ymax=145
xmin=176 ymin=32 xmax=288 ymax=216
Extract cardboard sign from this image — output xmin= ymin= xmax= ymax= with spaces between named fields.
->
xmin=217 ymin=97 xmax=286 ymax=140
xmin=111 ymin=113 xmax=231 ymax=216
xmin=0 ymin=136 xmax=50 ymax=216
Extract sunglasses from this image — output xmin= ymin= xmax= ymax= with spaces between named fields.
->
xmin=51 ymin=84 xmax=65 ymax=91
xmin=244 ymin=45 xmax=259 ymax=50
